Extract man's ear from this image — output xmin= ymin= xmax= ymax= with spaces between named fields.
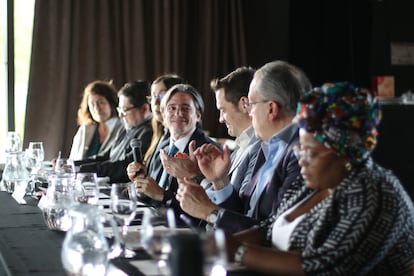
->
xmin=239 ymin=96 xmax=249 ymax=113
xmin=268 ymin=101 xmax=280 ymax=120
xmin=140 ymin=103 xmax=150 ymax=114
xmin=196 ymin=111 xmax=202 ymax=122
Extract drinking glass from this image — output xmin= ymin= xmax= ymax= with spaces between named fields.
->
xmin=55 ymin=157 xmax=76 ymax=177
xmin=203 ymin=229 xmax=227 ymax=276
xmin=26 ymin=142 xmax=45 ymax=196
xmin=74 ymin=172 xmax=99 ymax=205
xmin=27 ymin=142 xmax=45 ymax=173
xmin=141 ymin=207 xmax=176 ymax=271
xmin=111 ymin=182 xmax=137 ymax=258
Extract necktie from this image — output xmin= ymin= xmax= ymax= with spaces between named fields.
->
xmin=159 ymin=144 xmax=179 ymax=189
xmin=247 ymin=141 xmax=284 ymax=217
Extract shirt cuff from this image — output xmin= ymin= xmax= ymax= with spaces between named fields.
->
xmin=206 ymin=183 xmax=233 ymax=204
xmin=200 ymin=178 xmax=211 ymax=189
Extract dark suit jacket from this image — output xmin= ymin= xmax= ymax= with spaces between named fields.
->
xmin=216 ymin=124 xmax=302 ymax=233
xmin=147 ymin=127 xmax=221 ymax=227
xmin=95 ymin=117 xmax=153 ymax=183
xmin=147 ymin=131 xmax=170 ymax=183
xmin=135 ymin=130 xmax=170 ymax=204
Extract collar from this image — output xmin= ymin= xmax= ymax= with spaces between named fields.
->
xmin=235 ymin=125 xmax=255 ymax=151
xmin=169 ymin=127 xmax=196 ymax=152
xmin=261 ymin=123 xmax=298 ymax=158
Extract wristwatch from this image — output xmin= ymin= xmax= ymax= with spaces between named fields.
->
xmin=206 ymin=208 xmax=220 ymax=225
xmin=234 ymin=245 xmax=248 ymax=265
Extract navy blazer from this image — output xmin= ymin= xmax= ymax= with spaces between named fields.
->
xmin=147 ymin=130 xmax=170 ymax=182
xmin=147 ymin=127 xmax=221 ymax=227
xmin=216 ymin=124 xmax=302 ymax=233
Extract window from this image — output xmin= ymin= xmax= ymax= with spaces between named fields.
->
xmin=0 ymin=0 xmax=35 ymax=162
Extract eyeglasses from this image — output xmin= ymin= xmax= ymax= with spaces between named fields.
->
xmin=293 ymin=145 xmax=334 ymax=166
xmin=165 ymin=104 xmax=193 ymax=114
xmin=243 ymin=100 xmax=270 ymax=109
xmin=117 ymin=106 xmax=136 ymax=117
xmin=146 ymin=93 xmax=165 ymax=103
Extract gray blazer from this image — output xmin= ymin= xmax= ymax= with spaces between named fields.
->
xmin=229 ymin=138 xmax=262 ymax=196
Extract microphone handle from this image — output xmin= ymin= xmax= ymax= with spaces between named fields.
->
xmin=132 ymin=146 xmax=146 ymax=176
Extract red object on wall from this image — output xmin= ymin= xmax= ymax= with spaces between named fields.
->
xmin=372 ymin=76 xmax=395 ymax=98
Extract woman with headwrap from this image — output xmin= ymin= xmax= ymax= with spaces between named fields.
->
xmin=224 ymin=82 xmax=414 ymax=275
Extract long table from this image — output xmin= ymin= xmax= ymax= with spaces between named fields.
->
xmin=0 ymin=191 xmax=67 ymax=275
xmin=0 ymin=191 xmax=145 ymax=275
xmin=0 ymin=191 xmax=256 ymax=276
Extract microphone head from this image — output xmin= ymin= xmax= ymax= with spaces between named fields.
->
xmin=130 ymin=138 xmax=142 ymax=149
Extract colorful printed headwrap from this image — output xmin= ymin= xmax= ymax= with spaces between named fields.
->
xmin=294 ymin=82 xmax=382 ymax=166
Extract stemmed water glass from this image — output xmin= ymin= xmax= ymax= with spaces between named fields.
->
xmin=26 ymin=142 xmax=45 ymax=196
xmin=54 ymin=157 xmax=76 ymax=177
xmin=203 ymin=229 xmax=228 ymax=276
xmin=74 ymin=172 xmax=99 ymax=205
xmin=27 ymin=142 xmax=45 ymax=173
xmin=140 ymin=208 xmax=176 ymax=272
xmin=111 ymin=182 xmax=137 ymax=258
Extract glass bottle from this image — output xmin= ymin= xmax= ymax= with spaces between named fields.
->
xmin=2 ymin=151 xmax=29 ymax=194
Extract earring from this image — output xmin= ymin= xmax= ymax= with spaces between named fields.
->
xmin=345 ymin=162 xmax=352 ymax=172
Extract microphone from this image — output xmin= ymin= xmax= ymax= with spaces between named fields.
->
xmin=130 ymin=138 xmax=143 ymax=163
xmin=130 ymin=138 xmax=145 ymax=176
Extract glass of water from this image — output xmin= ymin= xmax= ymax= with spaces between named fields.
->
xmin=74 ymin=172 xmax=99 ymax=205
xmin=110 ymin=182 xmax=137 ymax=258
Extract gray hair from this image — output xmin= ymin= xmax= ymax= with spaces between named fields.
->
xmin=160 ymin=83 xmax=204 ymax=114
xmin=254 ymin=60 xmax=311 ymax=116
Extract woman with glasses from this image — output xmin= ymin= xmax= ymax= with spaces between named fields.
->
xmin=225 ymin=82 xmax=414 ymax=275
xmin=69 ymin=80 xmax=123 ymax=161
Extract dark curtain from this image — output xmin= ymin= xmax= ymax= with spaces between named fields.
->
xmin=24 ymin=0 xmax=372 ymax=160
xmin=24 ymin=0 xmax=248 ymax=159
xmin=288 ymin=0 xmax=372 ymax=88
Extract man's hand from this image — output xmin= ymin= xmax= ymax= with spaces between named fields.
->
xmin=193 ymin=144 xmax=231 ymax=184
xmin=176 ymin=177 xmax=217 ymax=220
xmin=133 ymin=175 xmax=164 ymax=201
xmin=160 ymin=140 xmax=201 ymax=179
xmin=127 ymin=161 xmax=146 ymax=181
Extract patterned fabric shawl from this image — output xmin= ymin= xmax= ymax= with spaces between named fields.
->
xmin=263 ymin=158 xmax=414 ymax=275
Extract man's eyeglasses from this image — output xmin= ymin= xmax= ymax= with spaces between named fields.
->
xmin=117 ymin=106 xmax=136 ymax=117
xmin=243 ymin=100 xmax=270 ymax=109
